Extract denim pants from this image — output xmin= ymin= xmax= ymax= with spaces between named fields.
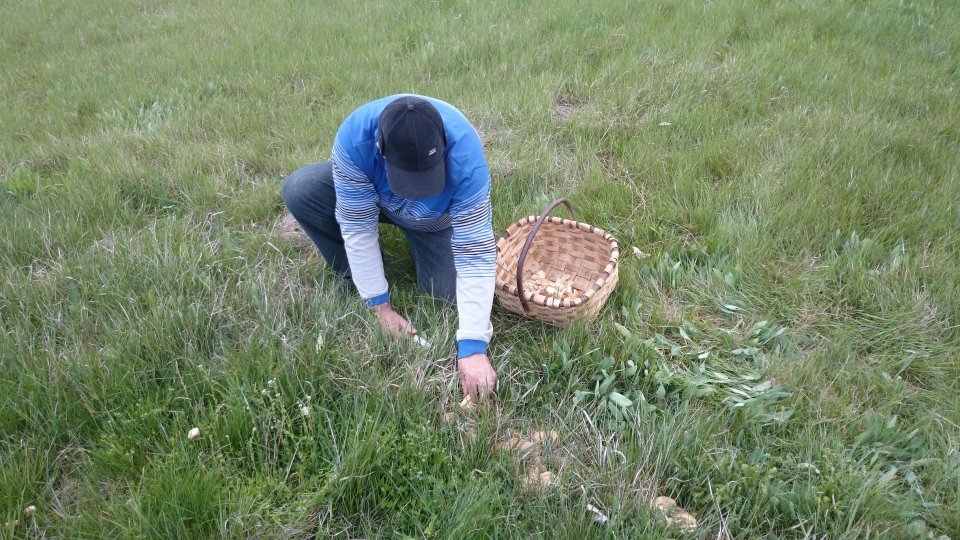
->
xmin=282 ymin=161 xmax=457 ymax=302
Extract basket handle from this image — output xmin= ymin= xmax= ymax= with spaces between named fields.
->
xmin=516 ymin=198 xmax=575 ymax=313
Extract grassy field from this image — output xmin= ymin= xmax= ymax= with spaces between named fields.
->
xmin=2 ymin=0 xmax=959 ymax=537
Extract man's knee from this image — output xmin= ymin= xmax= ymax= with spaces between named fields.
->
xmin=282 ymin=173 xmax=314 ymax=218
xmin=281 ymin=173 xmax=302 ymax=214
xmin=282 ymin=161 xmax=333 ymax=217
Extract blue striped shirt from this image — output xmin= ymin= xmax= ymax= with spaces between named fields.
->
xmin=332 ymin=95 xmax=495 ymax=357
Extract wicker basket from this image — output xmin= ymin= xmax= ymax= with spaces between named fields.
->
xmin=495 ymin=198 xmax=619 ymax=326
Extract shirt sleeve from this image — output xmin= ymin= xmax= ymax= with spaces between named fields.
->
xmin=450 ymin=165 xmax=496 ymax=358
xmin=332 ymin=138 xmax=390 ymax=306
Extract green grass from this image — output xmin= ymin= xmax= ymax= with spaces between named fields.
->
xmin=2 ymin=0 xmax=958 ymax=537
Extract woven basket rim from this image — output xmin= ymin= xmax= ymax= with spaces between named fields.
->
xmin=495 ymin=215 xmax=619 ymax=310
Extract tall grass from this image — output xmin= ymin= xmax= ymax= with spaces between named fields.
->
xmin=2 ymin=0 xmax=958 ymax=537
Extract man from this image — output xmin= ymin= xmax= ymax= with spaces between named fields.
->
xmin=282 ymin=95 xmax=497 ymax=399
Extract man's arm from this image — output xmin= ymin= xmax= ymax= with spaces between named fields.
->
xmin=449 ymin=168 xmax=496 ymax=358
xmin=331 ymin=138 xmax=391 ymax=306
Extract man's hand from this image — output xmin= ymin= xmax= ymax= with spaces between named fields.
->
xmin=458 ymin=354 xmax=497 ymax=400
xmin=372 ymin=302 xmax=418 ymax=338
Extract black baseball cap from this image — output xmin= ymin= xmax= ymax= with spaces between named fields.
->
xmin=377 ymin=96 xmax=447 ymax=199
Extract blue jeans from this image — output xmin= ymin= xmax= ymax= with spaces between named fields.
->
xmin=282 ymin=161 xmax=457 ymax=302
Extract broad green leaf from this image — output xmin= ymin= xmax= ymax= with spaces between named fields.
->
xmin=878 ymin=466 xmax=898 ymax=485
xmin=600 ymin=356 xmax=615 ymax=371
xmin=769 ymin=409 xmax=794 ymax=422
xmin=609 ymin=391 xmax=633 ymax=408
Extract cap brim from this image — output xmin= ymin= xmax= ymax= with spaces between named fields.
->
xmin=385 ymin=158 xmax=446 ymax=200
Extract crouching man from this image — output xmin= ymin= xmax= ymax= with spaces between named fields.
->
xmin=282 ymin=95 xmax=497 ymax=399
